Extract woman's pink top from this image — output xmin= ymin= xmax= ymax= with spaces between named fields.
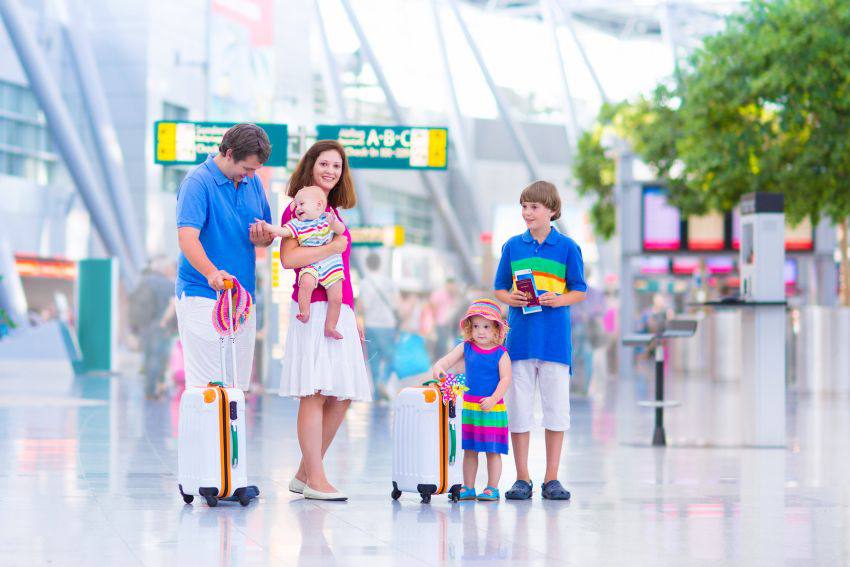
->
xmin=280 ymin=203 xmax=354 ymax=308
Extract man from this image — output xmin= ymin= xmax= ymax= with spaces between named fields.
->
xmin=131 ymin=256 xmax=176 ymax=399
xmin=175 ymin=123 xmax=275 ymax=390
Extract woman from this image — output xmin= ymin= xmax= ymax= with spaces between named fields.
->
xmin=278 ymin=140 xmax=372 ymax=501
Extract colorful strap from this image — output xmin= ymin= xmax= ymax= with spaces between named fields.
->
xmin=212 ymin=278 xmax=253 ymax=336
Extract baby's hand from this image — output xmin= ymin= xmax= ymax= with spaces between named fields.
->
xmin=432 ymin=366 xmax=445 ymax=381
xmin=479 ymin=396 xmax=496 ymax=412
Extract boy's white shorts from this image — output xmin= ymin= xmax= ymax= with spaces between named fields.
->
xmin=506 ymin=359 xmax=571 ymax=433
xmin=176 ymin=293 xmax=256 ymax=391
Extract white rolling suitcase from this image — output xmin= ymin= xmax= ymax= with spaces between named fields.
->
xmin=178 ymin=284 xmax=259 ymax=507
xmin=391 ymin=382 xmax=463 ymax=503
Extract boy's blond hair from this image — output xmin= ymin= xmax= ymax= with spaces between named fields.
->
xmin=519 ymin=180 xmax=561 ymax=221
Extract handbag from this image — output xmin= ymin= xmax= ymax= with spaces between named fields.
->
xmin=392 ymin=332 xmax=431 ymax=379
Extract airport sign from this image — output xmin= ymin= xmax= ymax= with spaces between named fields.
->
xmin=316 ymin=125 xmax=448 ymax=170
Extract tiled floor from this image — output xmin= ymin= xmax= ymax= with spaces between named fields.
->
xmin=1 ymin=363 xmax=848 ymax=566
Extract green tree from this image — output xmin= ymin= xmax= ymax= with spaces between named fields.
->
xmin=575 ymin=0 xmax=850 ymax=300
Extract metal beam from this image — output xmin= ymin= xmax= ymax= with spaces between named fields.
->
xmin=338 ymin=0 xmax=479 ymax=284
xmin=542 ymin=0 xmax=580 ymax=152
xmin=429 ymin=0 xmax=484 ymax=236
xmin=554 ymin=1 xmax=609 ymax=103
xmin=0 ymin=0 xmax=138 ymax=287
xmin=314 ymin=0 xmax=375 ymax=224
xmin=60 ymin=0 xmax=147 ymax=270
xmin=659 ymin=1 xmax=682 ymax=83
xmin=447 ymin=0 xmax=542 ymax=182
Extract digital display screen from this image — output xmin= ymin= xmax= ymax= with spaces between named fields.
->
xmin=706 ymin=257 xmax=734 ymax=274
xmin=643 ymin=186 xmax=681 ymax=251
xmin=733 ymin=207 xmax=814 ymax=251
xmin=672 ymin=256 xmax=700 ymax=275
xmin=785 ymin=259 xmax=798 ymax=286
xmin=640 ymin=256 xmax=670 ymax=275
xmin=785 ymin=217 xmax=814 ymax=251
xmin=687 ymin=212 xmax=725 ymax=251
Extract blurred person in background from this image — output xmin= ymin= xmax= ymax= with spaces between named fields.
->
xmin=430 ymin=277 xmax=461 ymax=356
xmin=357 ymin=253 xmax=398 ymax=401
xmin=569 ymin=267 xmax=607 ymax=395
xmin=131 ymin=256 xmax=177 ymax=400
xmin=393 ymin=290 xmax=433 ymax=388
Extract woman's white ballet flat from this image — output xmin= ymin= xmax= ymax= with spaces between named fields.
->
xmin=289 ymin=477 xmax=307 ymax=494
xmin=303 ymin=486 xmax=348 ymax=501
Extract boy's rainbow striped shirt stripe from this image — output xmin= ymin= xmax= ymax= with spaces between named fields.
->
xmin=493 ymin=226 xmax=587 ymax=366
xmin=510 ymin=256 xmax=567 ymax=294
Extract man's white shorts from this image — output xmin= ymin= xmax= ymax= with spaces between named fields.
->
xmin=506 ymin=359 xmax=571 ymax=433
xmin=176 ymin=293 xmax=256 ymax=390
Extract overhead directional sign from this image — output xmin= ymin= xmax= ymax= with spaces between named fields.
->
xmin=349 ymin=225 xmax=405 ymax=247
xmin=154 ymin=121 xmax=288 ymax=167
xmin=316 ymin=125 xmax=448 ymax=170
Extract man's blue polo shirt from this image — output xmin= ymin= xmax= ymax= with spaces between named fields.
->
xmin=494 ymin=227 xmax=587 ymax=366
xmin=176 ymin=154 xmax=271 ymax=300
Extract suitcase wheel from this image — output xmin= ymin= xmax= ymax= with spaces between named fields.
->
xmin=448 ymin=485 xmax=461 ymax=503
xmin=417 ymin=484 xmax=436 ymax=504
xmin=178 ymin=484 xmax=194 ymax=505
xmin=238 ymin=495 xmax=251 ymax=507
xmin=205 ymin=495 xmax=219 ymax=507
xmin=391 ymin=481 xmax=402 ymax=501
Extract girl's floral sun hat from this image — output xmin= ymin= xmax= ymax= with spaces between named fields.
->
xmin=459 ymin=298 xmax=509 ymax=344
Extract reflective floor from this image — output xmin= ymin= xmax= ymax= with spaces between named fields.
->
xmin=1 ymin=360 xmax=849 ymax=566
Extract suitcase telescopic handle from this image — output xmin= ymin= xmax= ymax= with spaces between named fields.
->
xmin=216 ymin=281 xmax=239 ymax=389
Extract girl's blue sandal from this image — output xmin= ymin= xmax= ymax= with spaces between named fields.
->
xmin=458 ymin=486 xmax=477 ymax=501
xmin=477 ymin=486 xmax=500 ymax=501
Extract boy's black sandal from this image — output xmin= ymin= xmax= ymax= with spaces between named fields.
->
xmin=541 ymin=480 xmax=571 ymax=500
xmin=505 ymin=480 xmax=533 ymax=500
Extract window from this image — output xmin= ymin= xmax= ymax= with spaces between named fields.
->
xmin=162 ymin=166 xmax=189 ymax=193
xmin=163 ymin=102 xmax=189 ymax=121
xmin=0 ymin=80 xmax=56 ymax=185
xmin=369 ymin=185 xmax=433 ymax=246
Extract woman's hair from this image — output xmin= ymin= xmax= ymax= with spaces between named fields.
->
xmin=219 ymin=123 xmax=271 ymax=163
xmin=459 ymin=315 xmax=505 ymax=345
xmin=287 ymin=140 xmax=356 ymax=209
xmin=519 ymin=180 xmax=561 ymax=220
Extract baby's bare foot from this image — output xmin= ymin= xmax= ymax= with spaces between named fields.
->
xmin=324 ymin=327 xmax=343 ymax=340
xmin=296 ymin=311 xmax=310 ymax=323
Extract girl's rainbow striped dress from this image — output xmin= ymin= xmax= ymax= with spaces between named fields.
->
xmin=461 ymin=342 xmax=509 ymax=454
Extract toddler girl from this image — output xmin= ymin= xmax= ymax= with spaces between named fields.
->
xmin=433 ymin=299 xmax=511 ymax=501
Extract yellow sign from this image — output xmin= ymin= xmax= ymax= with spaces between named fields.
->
xmin=271 ymin=250 xmax=281 ymax=288
xmin=349 ymin=225 xmax=405 ymax=247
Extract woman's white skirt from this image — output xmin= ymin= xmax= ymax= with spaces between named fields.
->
xmin=278 ymin=302 xmax=373 ymax=402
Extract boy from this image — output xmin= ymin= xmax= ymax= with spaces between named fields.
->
xmin=494 ymin=180 xmax=587 ymax=500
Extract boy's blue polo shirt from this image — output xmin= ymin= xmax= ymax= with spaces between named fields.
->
xmin=494 ymin=227 xmax=587 ymax=366
xmin=176 ymin=154 xmax=272 ymax=301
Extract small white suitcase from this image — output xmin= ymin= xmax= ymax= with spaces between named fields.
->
xmin=178 ymin=284 xmax=258 ymax=507
xmin=391 ymin=384 xmax=462 ymax=503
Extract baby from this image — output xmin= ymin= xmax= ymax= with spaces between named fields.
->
xmin=264 ymin=186 xmax=347 ymax=339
